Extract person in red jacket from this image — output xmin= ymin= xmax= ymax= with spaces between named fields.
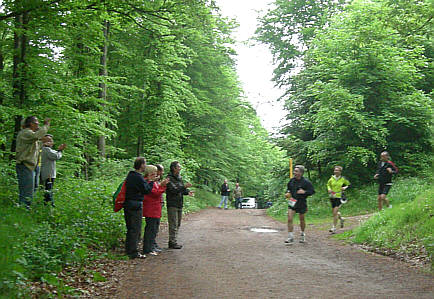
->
xmin=142 ymin=165 xmax=169 ymax=256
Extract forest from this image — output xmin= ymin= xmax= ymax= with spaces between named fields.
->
xmin=0 ymin=0 xmax=432 ymax=297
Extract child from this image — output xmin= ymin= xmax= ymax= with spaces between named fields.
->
xmin=40 ymin=134 xmax=66 ymax=206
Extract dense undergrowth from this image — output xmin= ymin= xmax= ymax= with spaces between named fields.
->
xmin=0 ymin=161 xmax=220 ymax=298
xmin=267 ymin=175 xmax=434 ymax=270
xmin=347 ymin=184 xmax=434 ymax=271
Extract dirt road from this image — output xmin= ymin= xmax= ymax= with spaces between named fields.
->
xmin=113 ymin=208 xmax=433 ymax=298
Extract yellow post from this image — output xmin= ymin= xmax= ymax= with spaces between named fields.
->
xmin=289 ymin=158 xmax=293 ymax=178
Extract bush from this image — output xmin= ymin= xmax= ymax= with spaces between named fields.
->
xmin=351 ymin=185 xmax=434 ymax=270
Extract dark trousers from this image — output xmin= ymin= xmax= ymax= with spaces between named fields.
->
xmin=124 ymin=206 xmax=143 ymax=258
xmin=235 ymin=197 xmax=242 ymax=209
xmin=43 ymin=178 xmax=55 ymax=205
xmin=167 ymin=206 xmax=182 ymax=245
xmin=143 ymin=217 xmax=160 ymax=253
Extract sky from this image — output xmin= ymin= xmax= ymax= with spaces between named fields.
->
xmin=215 ymin=0 xmax=287 ymax=133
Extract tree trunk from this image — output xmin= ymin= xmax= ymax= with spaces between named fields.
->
xmin=97 ymin=20 xmax=109 ymax=158
xmin=10 ymin=12 xmax=28 ymax=155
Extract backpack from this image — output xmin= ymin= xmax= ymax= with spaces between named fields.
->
xmin=113 ymin=181 xmax=126 ymax=212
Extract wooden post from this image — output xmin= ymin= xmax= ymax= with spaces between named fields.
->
xmin=289 ymin=158 xmax=293 ymax=178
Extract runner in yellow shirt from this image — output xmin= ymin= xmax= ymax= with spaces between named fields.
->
xmin=326 ymin=166 xmax=350 ymax=233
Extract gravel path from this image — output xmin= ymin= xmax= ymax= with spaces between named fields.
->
xmin=113 ymin=208 xmax=433 ymax=298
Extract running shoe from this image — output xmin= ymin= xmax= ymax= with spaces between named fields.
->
xmin=284 ymin=237 xmax=294 ymax=245
xmin=299 ymin=233 xmax=306 ymax=243
xmin=329 ymin=226 xmax=336 ymax=233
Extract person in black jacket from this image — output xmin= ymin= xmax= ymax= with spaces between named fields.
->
xmin=284 ymin=165 xmax=315 ymax=244
xmin=218 ymin=179 xmax=230 ymax=209
xmin=166 ymin=161 xmax=194 ymax=249
xmin=374 ymin=151 xmax=398 ymax=210
xmin=124 ymin=157 xmax=154 ymax=259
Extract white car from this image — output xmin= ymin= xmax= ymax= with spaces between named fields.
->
xmin=241 ymin=197 xmax=257 ymax=209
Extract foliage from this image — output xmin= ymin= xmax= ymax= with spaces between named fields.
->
xmin=350 ymin=183 xmax=434 ymax=270
xmin=258 ymin=0 xmax=433 ymax=180
xmin=0 ymin=158 xmax=223 ymax=297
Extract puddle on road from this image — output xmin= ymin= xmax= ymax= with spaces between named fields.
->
xmin=249 ymin=227 xmax=278 ymax=233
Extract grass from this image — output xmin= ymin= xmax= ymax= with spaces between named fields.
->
xmin=0 ymin=162 xmax=221 ymax=298
xmin=350 ymin=184 xmax=434 ymax=271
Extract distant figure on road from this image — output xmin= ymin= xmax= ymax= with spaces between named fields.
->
xmin=124 ymin=157 xmax=154 ymax=259
xmin=40 ymin=134 xmax=66 ymax=206
xmin=327 ymin=166 xmax=350 ymax=234
xmin=166 ymin=161 xmax=194 ymax=249
xmin=374 ymin=151 xmax=398 ymax=210
xmin=233 ymin=182 xmax=243 ymax=209
xmin=15 ymin=116 xmax=50 ymax=208
xmin=218 ymin=179 xmax=230 ymax=209
xmin=285 ymin=165 xmax=315 ymax=244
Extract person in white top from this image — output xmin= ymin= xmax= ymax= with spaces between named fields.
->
xmin=40 ymin=134 xmax=66 ymax=206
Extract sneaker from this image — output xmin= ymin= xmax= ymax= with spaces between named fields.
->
xmin=329 ymin=226 xmax=336 ymax=233
xmin=168 ymin=243 xmax=183 ymax=249
xmin=340 ymin=218 xmax=345 ymax=228
xmin=149 ymin=251 xmax=158 ymax=256
xmin=152 ymin=247 xmax=162 ymax=253
xmin=299 ymin=233 xmax=306 ymax=243
xmin=284 ymin=237 xmax=294 ymax=245
xmin=130 ymin=253 xmax=146 ymax=260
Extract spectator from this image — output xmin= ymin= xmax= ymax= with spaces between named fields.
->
xmin=15 ymin=116 xmax=50 ymax=207
xmin=166 ymin=161 xmax=194 ymax=249
xmin=40 ymin=134 xmax=66 ymax=206
xmin=152 ymin=164 xmax=166 ymax=252
xmin=233 ymin=182 xmax=243 ymax=209
xmin=142 ymin=165 xmax=169 ymax=256
xmin=218 ymin=179 xmax=230 ymax=209
xmin=124 ymin=157 xmax=154 ymax=259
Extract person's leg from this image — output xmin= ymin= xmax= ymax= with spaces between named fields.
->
xmin=152 ymin=218 xmax=161 ymax=251
xmin=44 ymin=178 xmax=55 ymax=206
xmin=285 ymin=209 xmax=296 ymax=243
xmin=299 ymin=213 xmax=306 ymax=233
xmin=34 ymin=165 xmax=40 ymax=193
xmin=332 ymin=206 xmax=339 ymax=228
xmin=143 ymin=217 xmax=154 ymax=254
xmin=224 ymin=196 xmax=228 ymax=209
xmin=299 ymin=213 xmax=306 ymax=242
xmin=16 ymin=164 xmax=34 ymax=207
xmin=167 ymin=207 xmax=178 ymax=245
xmin=177 ymin=208 xmax=182 ymax=229
xmin=218 ymin=196 xmax=225 ymax=208
xmin=124 ymin=207 xmax=142 ymax=258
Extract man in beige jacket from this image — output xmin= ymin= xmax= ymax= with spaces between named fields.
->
xmin=16 ymin=116 xmax=50 ymax=207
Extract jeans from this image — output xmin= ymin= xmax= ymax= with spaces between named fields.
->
xmin=143 ymin=217 xmax=160 ymax=253
xmin=16 ymin=164 xmax=35 ymax=207
xmin=218 ymin=195 xmax=229 ymax=209
xmin=167 ymin=206 xmax=182 ymax=245
xmin=124 ymin=204 xmax=143 ymax=258
xmin=34 ymin=165 xmax=40 ymax=193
